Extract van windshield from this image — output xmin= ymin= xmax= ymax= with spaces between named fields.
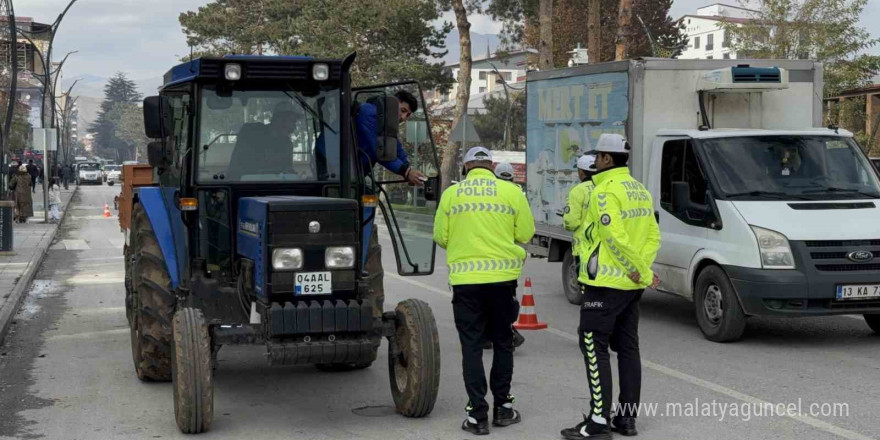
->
xmin=197 ymin=84 xmax=341 ymax=184
xmin=699 ymin=136 xmax=880 ymax=200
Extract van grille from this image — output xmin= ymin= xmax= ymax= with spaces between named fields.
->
xmin=797 ymin=240 xmax=880 ymax=272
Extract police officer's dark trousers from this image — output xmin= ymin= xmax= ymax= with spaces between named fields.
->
xmin=452 ymin=280 xmax=519 ymax=422
xmin=578 ymin=285 xmax=643 ymax=421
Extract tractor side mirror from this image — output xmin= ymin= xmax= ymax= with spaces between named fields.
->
xmin=143 ymin=96 xmax=172 ymax=139
xmin=374 ymin=96 xmax=400 ymax=162
xmin=147 ymin=141 xmax=166 ymax=168
xmin=423 ymin=176 xmax=440 ymax=201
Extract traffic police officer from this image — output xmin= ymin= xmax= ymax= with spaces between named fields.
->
xmin=562 ymin=134 xmax=660 ymax=440
xmin=434 ymin=146 xmax=535 ymax=435
xmin=563 ymin=155 xmax=597 ymax=283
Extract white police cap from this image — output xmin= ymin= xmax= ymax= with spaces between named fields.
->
xmin=494 ymin=162 xmax=515 ymax=180
xmin=464 ymin=146 xmax=493 ymax=163
xmin=577 ymin=155 xmax=597 ymax=171
xmin=592 ymin=134 xmax=631 ymax=154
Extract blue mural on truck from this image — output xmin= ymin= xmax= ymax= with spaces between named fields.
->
xmin=526 ymin=72 xmax=629 ymax=227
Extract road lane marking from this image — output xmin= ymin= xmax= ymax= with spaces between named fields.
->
xmin=387 ymin=273 xmax=871 ymax=440
xmin=78 ymin=256 xmax=124 ymax=261
xmin=62 ymin=239 xmax=90 ymax=250
xmin=46 ymin=328 xmax=128 ymax=341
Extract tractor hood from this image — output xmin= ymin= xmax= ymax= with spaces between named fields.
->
xmin=731 ymin=200 xmax=880 ymax=240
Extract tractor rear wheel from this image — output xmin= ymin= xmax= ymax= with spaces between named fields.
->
xmin=361 ymin=227 xmax=385 ymax=367
xmin=388 ymin=299 xmax=440 ymax=417
xmin=129 ymin=203 xmax=175 ymax=381
xmin=172 ymin=308 xmax=213 ymax=434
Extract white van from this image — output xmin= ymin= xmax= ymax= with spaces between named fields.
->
xmin=526 ymin=60 xmax=880 ymax=341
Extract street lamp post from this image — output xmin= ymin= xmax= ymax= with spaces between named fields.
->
xmin=487 ymin=61 xmax=511 ymax=151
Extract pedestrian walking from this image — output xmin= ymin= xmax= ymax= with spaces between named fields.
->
xmin=561 ymin=134 xmax=661 ymax=440
xmin=10 ymin=165 xmax=34 ymax=223
xmin=433 ymin=146 xmax=535 ymax=435
xmin=562 ymin=155 xmax=598 ymax=294
xmin=26 ymin=160 xmax=38 ymax=193
xmin=48 ymin=178 xmax=62 ymax=223
xmin=61 ymin=165 xmax=73 ymax=190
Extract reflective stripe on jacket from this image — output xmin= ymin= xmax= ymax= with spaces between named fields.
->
xmin=563 ymin=180 xmax=595 ymax=257
xmin=433 ymin=168 xmax=535 ymax=285
xmin=577 ymin=167 xmax=661 ymax=290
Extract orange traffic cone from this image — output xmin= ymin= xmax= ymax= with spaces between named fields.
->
xmin=514 ymin=278 xmax=547 ymax=330
xmin=103 ymin=203 xmax=112 ymax=218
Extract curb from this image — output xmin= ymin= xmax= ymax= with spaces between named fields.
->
xmin=0 ymin=185 xmax=80 ymax=346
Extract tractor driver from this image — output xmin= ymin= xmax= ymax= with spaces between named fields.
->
xmin=228 ymin=101 xmax=305 ymax=180
xmin=351 ymin=90 xmax=428 ymax=327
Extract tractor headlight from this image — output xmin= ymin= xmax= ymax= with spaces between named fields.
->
xmin=750 ymin=226 xmax=795 ymax=269
xmin=325 ymin=246 xmax=355 ymax=269
xmin=225 ymin=63 xmax=242 ymax=81
xmin=272 ymin=248 xmax=303 ymax=270
xmin=312 ymin=63 xmax=329 ymax=81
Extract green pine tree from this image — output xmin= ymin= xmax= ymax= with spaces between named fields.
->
xmin=88 ymin=72 xmax=142 ymax=161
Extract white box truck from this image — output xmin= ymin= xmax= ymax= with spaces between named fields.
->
xmin=525 ymin=59 xmax=880 ymax=341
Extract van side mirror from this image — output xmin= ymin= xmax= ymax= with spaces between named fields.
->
xmin=671 ymin=181 xmax=691 ymax=214
xmin=672 ymin=181 xmax=715 ymax=221
xmin=374 ymin=96 xmax=400 ymax=162
xmin=143 ymin=96 xmax=172 ymax=139
xmin=423 ymin=176 xmax=440 ymax=201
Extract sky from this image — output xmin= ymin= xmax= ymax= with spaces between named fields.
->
xmin=20 ymin=0 xmax=880 ymax=96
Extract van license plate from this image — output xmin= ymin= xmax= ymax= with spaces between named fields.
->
xmin=295 ymin=272 xmax=332 ymax=295
xmin=836 ymin=284 xmax=880 ymax=300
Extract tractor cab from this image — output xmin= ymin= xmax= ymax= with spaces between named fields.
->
xmin=124 ymin=54 xmax=442 ymax=433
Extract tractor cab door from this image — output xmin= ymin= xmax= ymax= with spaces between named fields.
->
xmin=353 ymin=82 xmax=440 ymax=276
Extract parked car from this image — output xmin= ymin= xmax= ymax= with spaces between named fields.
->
xmin=871 ymin=157 xmax=879 ymax=172
xmin=77 ymin=162 xmax=103 ymax=185
xmin=104 ymin=165 xmax=122 ymax=185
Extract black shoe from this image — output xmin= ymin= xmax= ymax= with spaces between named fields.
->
xmin=561 ymin=414 xmax=611 ymax=439
xmin=512 ymin=328 xmax=525 ymax=348
xmin=611 ymin=415 xmax=637 ymax=436
xmin=493 ymin=404 xmax=522 ymax=427
xmin=462 ymin=418 xmax=490 ymax=435
xmin=483 ymin=340 xmax=493 ymax=350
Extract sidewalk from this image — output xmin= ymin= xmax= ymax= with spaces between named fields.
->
xmin=0 ymin=184 xmax=77 ymax=345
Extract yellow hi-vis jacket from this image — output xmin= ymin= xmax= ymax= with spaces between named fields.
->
xmin=433 ymin=168 xmax=535 ymax=286
xmin=577 ymin=167 xmax=661 ymax=290
xmin=563 ymin=180 xmax=595 ymax=257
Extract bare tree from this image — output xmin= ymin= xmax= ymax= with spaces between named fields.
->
xmin=538 ymin=0 xmax=554 ymax=69
xmin=588 ymin=0 xmax=601 ymax=62
xmin=615 ymin=0 xmax=633 ymax=60
xmin=440 ymin=0 xmax=474 ymax=190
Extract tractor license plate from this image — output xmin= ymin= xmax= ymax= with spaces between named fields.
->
xmin=836 ymin=284 xmax=880 ymax=300
xmin=295 ymin=272 xmax=332 ymax=295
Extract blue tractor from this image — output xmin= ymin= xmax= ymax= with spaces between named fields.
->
xmin=122 ymin=53 xmax=442 ymax=433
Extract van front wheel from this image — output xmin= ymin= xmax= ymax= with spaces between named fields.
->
xmin=864 ymin=314 xmax=880 ymax=334
xmin=694 ymin=266 xmax=746 ymax=342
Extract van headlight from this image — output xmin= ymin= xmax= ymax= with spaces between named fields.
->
xmin=272 ymin=248 xmax=303 ymax=270
xmin=750 ymin=226 xmax=795 ymax=269
xmin=325 ymin=246 xmax=355 ymax=269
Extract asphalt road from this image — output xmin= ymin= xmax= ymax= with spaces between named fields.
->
xmin=0 ymin=183 xmax=878 ymax=440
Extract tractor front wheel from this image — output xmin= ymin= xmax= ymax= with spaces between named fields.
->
xmin=172 ymin=308 xmax=213 ymax=434
xmin=388 ymin=299 xmax=440 ymax=417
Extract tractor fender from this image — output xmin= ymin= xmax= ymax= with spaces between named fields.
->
xmin=134 ymin=187 xmax=183 ymax=289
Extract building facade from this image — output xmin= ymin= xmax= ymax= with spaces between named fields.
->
xmin=445 ymin=50 xmax=529 ymax=102
xmin=678 ymin=4 xmax=758 ymax=60
xmin=1 ymin=17 xmax=52 ymax=129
